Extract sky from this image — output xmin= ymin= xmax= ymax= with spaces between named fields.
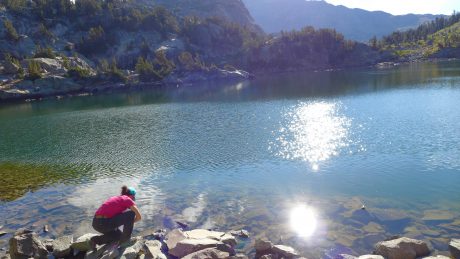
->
xmin=324 ymin=0 xmax=460 ymax=15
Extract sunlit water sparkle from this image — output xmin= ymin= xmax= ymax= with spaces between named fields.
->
xmin=274 ymin=101 xmax=352 ymax=170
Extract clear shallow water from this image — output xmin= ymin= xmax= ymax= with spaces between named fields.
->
xmin=1 ymin=61 xmax=460 ymax=258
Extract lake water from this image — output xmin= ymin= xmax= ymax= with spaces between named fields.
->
xmin=1 ymin=61 xmax=460 ymax=258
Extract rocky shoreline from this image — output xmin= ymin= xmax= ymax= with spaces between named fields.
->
xmin=2 ymin=226 xmax=460 ymax=259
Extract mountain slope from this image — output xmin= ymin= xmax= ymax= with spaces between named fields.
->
xmin=139 ymin=0 xmax=262 ymax=32
xmin=242 ymin=0 xmax=442 ymax=41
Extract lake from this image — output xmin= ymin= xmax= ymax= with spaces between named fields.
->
xmin=1 ymin=61 xmax=460 ymax=258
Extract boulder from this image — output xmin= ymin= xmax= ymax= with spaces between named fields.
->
xmin=168 ymin=238 xmax=222 ymax=258
xmin=164 ymin=229 xmax=186 ymax=251
xmin=9 ymin=229 xmax=48 ymax=259
xmin=338 ymin=255 xmax=357 ymax=259
xmin=259 ymin=255 xmax=278 ymax=259
xmin=52 ymin=235 xmax=73 ymax=258
xmin=255 ymin=239 xmax=273 ymax=253
xmin=71 ymin=233 xmax=98 ymax=252
xmin=119 ymin=237 xmax=144 ymax=259
xmin=182 ymin=247 xmax=230 ymax=259
xmin=358 ymin=256 xmax=384 ymax=259
xmin=272 ymin=245 xmax=298 ymax=258
xmin=144 ymin=240 xmax=166 ymax=259
xmin=449 ymin=239 xmax=460 ymax=259
xmin=184 ymin=229 xmax=237 ymax=247
xmin=374 ymin=237 xmax=430 ymax=259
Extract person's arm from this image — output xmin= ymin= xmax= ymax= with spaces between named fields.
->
xmin=130 ymin=205 xmax=142 ymax=223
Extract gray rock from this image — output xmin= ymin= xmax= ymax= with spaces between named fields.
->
xmin=9 ymin=229 xmax=48 ymax=259
xmin=168 ymin=238 xmax=222 ymax=258
xmin=374 ymin=237 xmax=430 ymax=259
xmin=184 ymin=229 xmax=237 ymax=247
xmin=144 ymin=240 xmax=166 ymax=259
xmin=52 ymin=235 xmax=73 ymax=258
xmin=42 ymin=239 xmax=54 ymax=252
xmin=449 ymin=239 xmax=460 ymax=259
xmin=99 ymin=246 xmax=119 ymax=259
xmin=71 ymin=234 xmax=98 ymax=252
xmin=272 ymin=245 xmax=298 ymax=258
xmin=0 ymin=232 xmax=7 ymax=237
xmin=255 ymin=239 xmax=273 ymax=253
xmin=182 ymin=247 xmax=230 ymax=259
xmin=164 ymin=229 xmax=186 ymax=251
xmin=119 ymin=237 xmax=144 ymax=259
xmin=259 ymin=254 xmax=278 ymax=259
xmin=339 ymin=255 xmax=357 ymax=259
xmin=84 ymin=243 xmax=110 ymax=259
xmin=21 ymin=58 xmax=66 ymax=75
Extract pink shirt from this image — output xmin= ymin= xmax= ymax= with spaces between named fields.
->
xmin=95 ymin=195 xmax=135 ymax=218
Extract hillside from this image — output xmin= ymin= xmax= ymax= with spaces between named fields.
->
xmin=242 ymin=0 xmax=442 ymax=41
xmin=378 ymin=14 xmax=460 ymax=60
xmin=0 ymin=0 xmax=384 ymax=100
xmin=142 ymin=0 xmax=262 ymax=33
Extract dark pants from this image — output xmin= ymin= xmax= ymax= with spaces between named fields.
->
xmin=92 ymin=210 xmax=135 ymax=245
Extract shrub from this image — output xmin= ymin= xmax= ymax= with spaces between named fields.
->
xmin=27 ymin=60 xmax=42 ymax=81
xmin=67 ymin=66 xmax=91 ymax=79
xmin=135 ymin=57 xmax=161 ymax=82
xmin=33 ymin=45 xmax=56 ymax=59
xmin=3 ymin=19 xmax=19 ymax=41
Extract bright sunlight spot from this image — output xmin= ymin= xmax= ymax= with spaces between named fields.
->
xmin=290 ymin=205 xmax=318 ymax=237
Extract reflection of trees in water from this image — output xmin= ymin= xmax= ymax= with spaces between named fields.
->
xmin=0 ymin=162 xmax=92 ymax=201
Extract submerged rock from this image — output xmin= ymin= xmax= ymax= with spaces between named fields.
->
xmin=9 ymin=229 xmax=48 ymax=259
xmin=449 ymin=239 xmax=460 ymax=259
xmin=374 ymin=237 xmax=430 ymax=259
xmin=52 ymin=235 xmax=73 ymax=258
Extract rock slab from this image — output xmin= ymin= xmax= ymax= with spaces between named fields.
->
xmin=71 ymin=233 xmax=98 ymax=252
xmin=144 ymin=240 xmax=166 ymax=259
xmin=450 ymin=239 xmax=460 ymax=259
xmin=182 ymin=247 xmax=230 ymax=259
xmin=374 ymin=237 xmax=430 ymax=259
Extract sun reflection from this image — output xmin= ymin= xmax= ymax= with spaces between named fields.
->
xmin=275 ymin=101 xmax=351 ymax=170
xmin=290 ymin=205 xmax=317 ymax=237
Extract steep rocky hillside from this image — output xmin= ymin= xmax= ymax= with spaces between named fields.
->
xmin=243 ymin=0 xmax=443 ymax=41
xmin=141 ymin=0 xmax=262 ymax=32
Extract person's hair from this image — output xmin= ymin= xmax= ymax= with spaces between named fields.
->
xmin=121 ymin=185 xmax=129 ymax=196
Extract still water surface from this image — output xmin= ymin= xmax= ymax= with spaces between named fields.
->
xmin=1 ymin=61 xmax=460 ymax=258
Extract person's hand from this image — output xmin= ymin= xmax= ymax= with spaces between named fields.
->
xmin=130 ymin=205 xmax=142 ymax=223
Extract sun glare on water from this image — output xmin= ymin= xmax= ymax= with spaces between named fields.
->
xmin=275 ymin=101 xmax=351 ymax=170
xmin=290 ymin=205 xmax=318 ymax=237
